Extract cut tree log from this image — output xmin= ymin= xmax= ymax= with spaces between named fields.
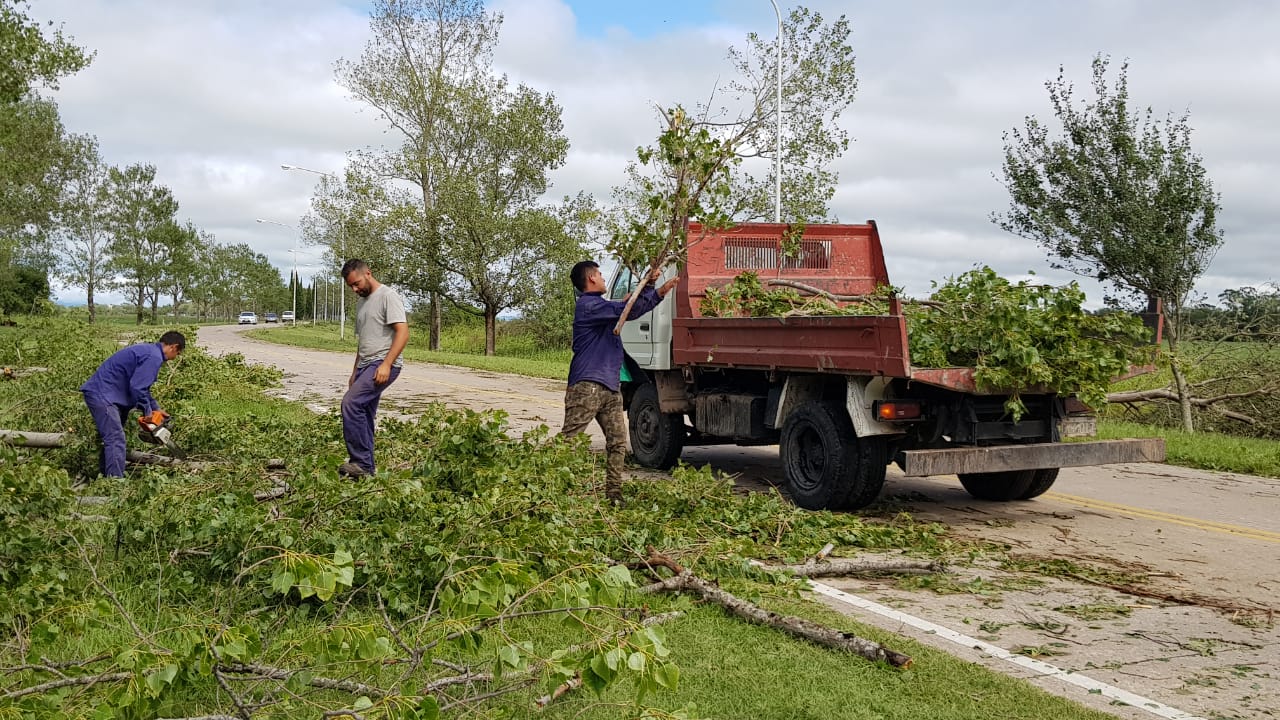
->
xmin=0 ymin=430 xmax=68 ymax=448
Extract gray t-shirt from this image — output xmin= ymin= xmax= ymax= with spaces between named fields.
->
xmin=355 ymin=284 xmax=408 ymax=368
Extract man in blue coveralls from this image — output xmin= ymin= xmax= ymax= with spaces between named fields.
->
xmin=80 ymin=331 xmax=186 ymax=479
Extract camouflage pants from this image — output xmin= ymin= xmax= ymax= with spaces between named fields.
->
xmin=560 ymin=381 xmax=627 ymax=496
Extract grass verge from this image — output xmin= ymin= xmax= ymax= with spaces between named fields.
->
xmin=1098 ymin=419 xmax=1280 ymax=477
xmin=244 ymin=322 xmax=571 ymax=380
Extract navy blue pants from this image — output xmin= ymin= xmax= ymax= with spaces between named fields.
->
xmin=83 ymin=391 xmax=131 ymax=478
xmin=341 ymin=363 xmax=400 ymax=473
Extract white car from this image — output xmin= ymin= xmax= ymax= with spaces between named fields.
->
xmin=238 ymin=312 xmax=258 ymax=325
xmin=281 ymin=310 xmax=295 ymax=322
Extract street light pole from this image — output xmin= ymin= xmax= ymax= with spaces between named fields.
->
xmin=769 ymin=0 xmax=783 ymax=223
xmin=282 ymin=164 xmax=347 ymax=341
xmin=256 ymin=218 xmax=298 ymax=326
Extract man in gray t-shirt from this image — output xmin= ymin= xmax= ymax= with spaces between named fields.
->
xmin=338 ymin=259 xmax=409 ymax=478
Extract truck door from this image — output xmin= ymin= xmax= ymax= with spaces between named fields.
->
xmin=609 ymin=266 xmax=654 ymax=366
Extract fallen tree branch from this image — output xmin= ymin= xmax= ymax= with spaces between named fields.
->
xmin=220 ymin=662 xmax=386 ymax=698
xmin=532 ymin=610 xmax=685 ymax=710
xmin=766 ymin=279 xmax=943 ymax=308
xmin=2 ymin=671 xmax=133 ymax=700
xmin=253 ymin=483 xmax=292 ymax=502
xmin=0 ymin=429 xmax=67 ymax=448
xmin=638 ymin=551 xmax=912 ymax=668
xmin=126 ymin=450 xmax=214 ymax=472
xmin=535 ymin=674 xmax=582 ymax=709
xmin=764 ymin=557 xmax=944 ymax=578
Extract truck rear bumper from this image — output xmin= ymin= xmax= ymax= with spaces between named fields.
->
xmin=899 ymin=438 xmax=1166 ymax=477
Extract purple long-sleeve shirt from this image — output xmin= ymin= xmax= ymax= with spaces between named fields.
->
xmin=79 ymin=342 xmax=166 ymax=412
xmin=567 ymin=286 xmax=664 ymax=392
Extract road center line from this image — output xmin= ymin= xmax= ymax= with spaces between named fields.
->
xmin=807 ymin=581 xmax=1206 ymax=720
xmin=1046 ymin=492 xmax=1280 ymax=544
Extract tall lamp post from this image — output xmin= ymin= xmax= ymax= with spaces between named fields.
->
xmin=768 ymin=0 xmax=783 ymax=223
xmin=282 ymin=164 xmax=347 ymax=341
xmin=256 ymin=218 xmax=298 ymax=326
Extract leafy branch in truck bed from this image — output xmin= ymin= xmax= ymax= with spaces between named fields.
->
xmin=700 ymin=266 xmax=1155 ymax=417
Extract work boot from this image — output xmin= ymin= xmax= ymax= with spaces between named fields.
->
xmin=337 ymin=462 xmax=370 ymax=479
xmin=604 ymin=484 xmax=624 ymax=507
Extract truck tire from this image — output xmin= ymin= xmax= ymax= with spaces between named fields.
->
xmin=627 ymin=383 xmax=685 ymax=469
xmin=957 ymin=468 xmax=1061 ymax=501
xmin=1018 ymin=468 xmax=1060 ymax=500
xmin=781 ymin=402 xmax=887 ymax=511
xmin=957 ymin=470 xmax=1036 ymax=501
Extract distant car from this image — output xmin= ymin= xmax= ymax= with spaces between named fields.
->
xmin=264 ymin=312 xmax=279 ymax=323
xmin=238 ymin=312 xmax=258 ymax=325
xmin=281 ymin=310 xmax=295 ymax=322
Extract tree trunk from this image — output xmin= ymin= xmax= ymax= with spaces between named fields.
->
xmin=485 ymin=306 xmax=497 ymax=356
xmin=87 ymin=286 xmax=96 ymax=324
xmin=1170 ymin=358 xmax=1195 ymax=432
xmin=1165 ymin=314 xmax=1195 ymax=432
xmin=430 ymin=292 xmax=442 ymax=350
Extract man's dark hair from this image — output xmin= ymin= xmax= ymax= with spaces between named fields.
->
xmin=341 ymin=259 xmax=369 ymax=279
xmin=159 ymin=331 xmax=186 ymax=351
xmin=570 ymin=261 xmax=599 ymax=293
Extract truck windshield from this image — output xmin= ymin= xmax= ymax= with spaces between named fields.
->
xmin=609 ymin=266 xmax=638 ymax=300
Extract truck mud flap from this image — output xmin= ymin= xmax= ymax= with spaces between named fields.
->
xmin=900 ymin=438 xmax=1165 ymax=477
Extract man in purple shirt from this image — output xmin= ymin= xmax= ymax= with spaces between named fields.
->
xmin=561 ymin=261 xmax=678 ymax=502
xmin=80 ymin=331 xmax=185 ymax=479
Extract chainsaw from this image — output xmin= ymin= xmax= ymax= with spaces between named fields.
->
xmin=137 ymin=410 xmax=184 ymax=457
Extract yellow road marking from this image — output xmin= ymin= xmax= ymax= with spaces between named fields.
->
xmin=1046 ymin=492 xmax=1280 ymax=544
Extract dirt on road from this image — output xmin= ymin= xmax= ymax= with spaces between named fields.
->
xmin=199 ymin=324 xmax=1280 ymax=720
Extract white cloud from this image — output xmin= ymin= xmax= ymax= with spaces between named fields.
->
xmin=35 ymin=0 xmax=1278 ymax=307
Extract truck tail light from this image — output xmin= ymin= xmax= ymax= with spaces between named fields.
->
xmin=874 ymin=400 xmax=923 ymax=421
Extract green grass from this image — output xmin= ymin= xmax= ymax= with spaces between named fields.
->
xmin=531 ymin=600 xmax=1116 ymax=720
xmin=244 ymin=321 xmax=572 ymax=380
xmin=1098 ymin=420 xmax=1280 ymax=477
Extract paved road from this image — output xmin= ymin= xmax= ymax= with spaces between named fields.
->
xmin=199 ymin=323 xmax=1280 ymax=720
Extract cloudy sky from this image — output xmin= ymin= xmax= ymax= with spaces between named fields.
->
xmin=33 ymin=0 xmax=1280 ymax=306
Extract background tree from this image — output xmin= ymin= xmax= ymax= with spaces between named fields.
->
xmin=104 ymin=164 xmax=178 ymax=324
xmin=0 ymin=0 xmax=92 ymax=102
xmin=421 ymin=76 xmax=571 ymax=354
xmin=606 ymin=6 xmax=858 ymax=291
xmin=994 ymin=55 xmax=1223 ymax=431
xmin=159 ymin=220 xmax=202 ymax=318
xmin=722 ymin=6 xmax=856 ymax=222
xmin=53 ymin=135 xmax=113 ymax=322
xmin=0 ymin=263 xmax=49 ymax=315
xmin=335 ymin=0 xmax=501 ymax=350
xmin=0 ymin=0 xmax=93 ymax=268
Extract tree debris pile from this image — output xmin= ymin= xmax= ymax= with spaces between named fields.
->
xmin=1 ymin=317 xmax=949 ymax=718
xmin=701 ymin=266 xmax=1156 ymax=414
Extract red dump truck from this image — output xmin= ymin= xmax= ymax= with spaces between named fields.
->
xmin=612 ymin=222 xmax=1165 ymax=511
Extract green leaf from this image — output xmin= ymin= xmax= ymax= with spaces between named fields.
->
xmin=627 ymin=651 xmax=647 ymax=672
xmin=353 ymin=695 xmax=374 ymax=711
xmin=285 ymin=669 xmax=313 ymax=693
xmin=498 ymin=644 xmax=521 ymax=668
xmin=417 ymin=695 xmax=440 ymax=720
xmin=655 ymin=662 xmax=680 ymax=690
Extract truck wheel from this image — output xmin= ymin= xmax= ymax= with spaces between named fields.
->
xmin=1018 ymin=468 xmax=1060 ymax=500
xmin=957 ymin=470 xmax=1036 ymax=501
xmin=628 ymin=383 xmax=685 ymax=469
xmin=781 ymin=402 xmax=886 ymax=511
